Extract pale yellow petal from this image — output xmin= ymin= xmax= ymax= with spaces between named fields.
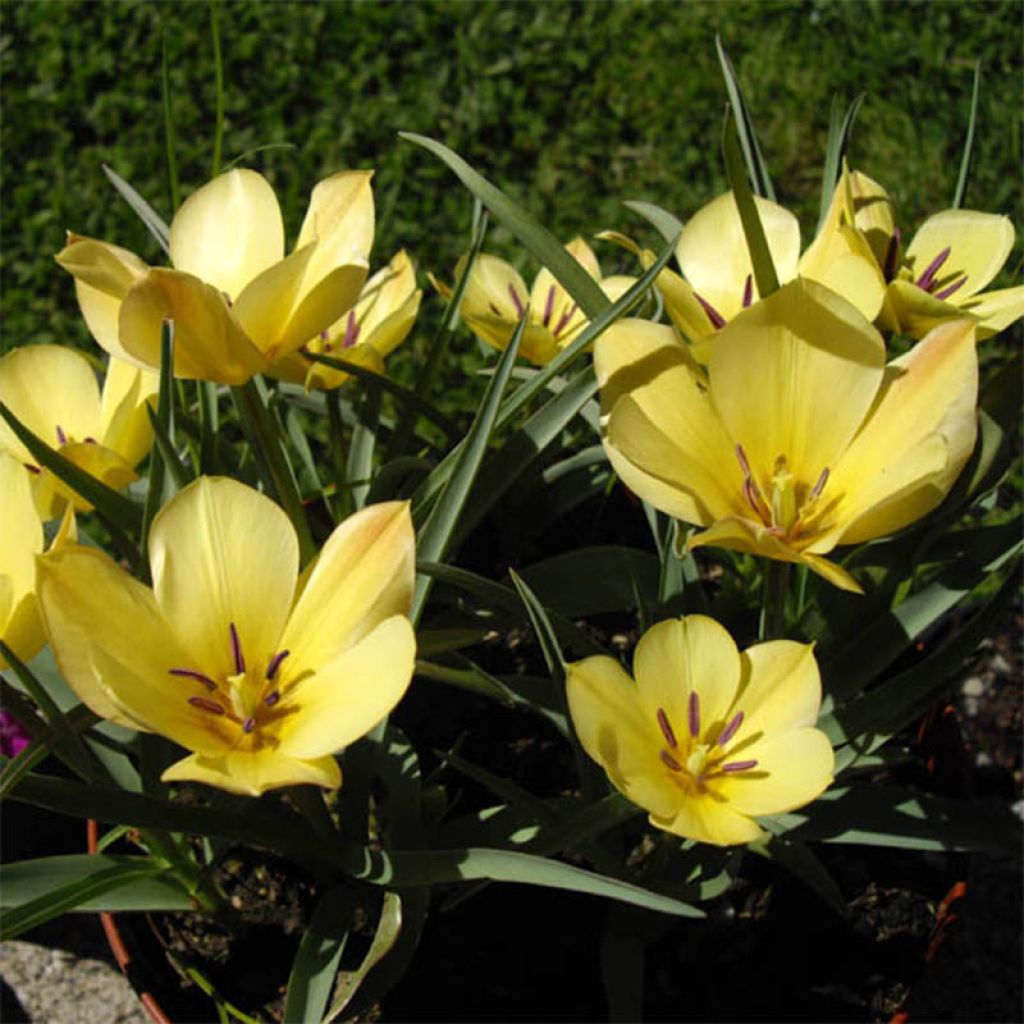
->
xmin=0 ymin=453 xmax=44 ymax=665
xmin=818 ymin=169 xmax=895 ymax=270
xmin=302 ymin=344 xmax=385 ymax=392
xmin=149 ymin=477 xmax=298 ymax=681
xmin=162 ymin=749 xmax=340 ymax=797
xmin=231 ymin=243 xmax=317 ymax=353
xmin=632 ymin=616 xmax=742 ymax=747
xmin=276 ymin=615 xmax=415 ymax=758
xmin=566 ymin=655 xmax=679 ymax=818
xmin=294 ymin=170 xmax=375 ymax=293
xmin=55 ymin=236 xmax=150 ymax=363
xmin=730 ymin=640 xmax=822 ymax=740
xmin=799 ymin=225 xmax=886 ymax=323
xmin=677 ymin=192 xmax=800 ymax=320
xmin=98 ymin=357 xmax=158 ymax=468
xmin=597 ymin=318 xmax=741 ymax=524
xmin=169 ymin=169 xmax=284 ymax=298
xmin=653 ymin=264 xmax=717 ymax=346
xmin=460 ymin=253 xmax=530 ymax=322
xmin=529 ymin=237 xmax=599 ymax=337
xmin=717 ymin=728 xmax=833 ymax=816
xmin=961 ymin=285 xmax=1024 ymax=340
xmin=365 ymin=289 xmax=422 ymax=359
xmin=275 ymin=263 xmax=368 ymax=358
xmin=355 ymin=250 xmax=419 ymax=341
xmin=280 ymin=501 xmax=414 ymax=679
xmin=650 ymin=799 xmax=764 ymax=846
xmin=118 ymin=269 xmax=267 ymax=384
xmin=49 ymin=441 xmax=138 ymax=512
xmin=709 ymin=278 xmax=886 ymax=488
xmin=906 ymin=209 xmax=1014 ymax=299
xmin=0 ymin=345 xmax=101 ymax=462
xmin=885 ymin=278 xmax=964 ymax=340
xmin=831 ymin=318 xmax=978 ymax=544
xmin=37 ymin=545 xmax=235 ymax=749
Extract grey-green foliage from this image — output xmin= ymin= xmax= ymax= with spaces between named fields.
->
xmin=2 ymin=0 xmax=1021 ymax=389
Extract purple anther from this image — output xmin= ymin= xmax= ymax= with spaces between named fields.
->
xmin=542 ymin=285 xmax=556 ymax=328
xmin=507 ymin=284 xmax=526 ymax=318
xmin=743 ymin=477 xmax=763 ymax=516
xmin=319 ymin=329 xmax=330 ymax=341
xmin=735 ymin=444 xmax=753 ymax=477
xmin=721 ymin=759 xmax=758 ymax=773
xmin=809 ymin=466 xmax=830 ymax=502
xmin=242 ymin=716 xmax=256 ymax=734
xmin=169 ymin=668 xmax=218 ymax=692
xmin=933 ymin=276 xmax=967 ymax=301
xmin=489 ymin=302 xmax=502 ymax=316
xmin=656 ymin=707 xmax=678 ymax=749
xmin=84 ymin=436 xmax=97 ymax=444
xmin=660 ymin=750 xmax=683 ymax=772
xmin=742 ymin=274 xmax=753 ymax=309
xmin=266 ymin=650 xmax=290 ymax=681
xmin=55 ymin=425 xmax=67 ymax=445
xmin=883 ymin=227 xmax=901 ymax=283
xmin=187 ymin=696 xmax=225 ymax=716
xmin=229 ymin=623 xmax=245 ymax=674
xmin=688 ymin=691 xmax=701 ymax=738
xmin=694 ymin=291 xmax=726 ymax=329
xmin=24 ymin=464 xmax=40 ymax=475
xmin=553 ymin=302 xmax=578 ymax=337
xmin=264 ymin=690 xmax=281 ymax=708
xmin=341 ymin=310 xmax=360 ymax=349
xmin=717 ymin=710 xmax=744 ymax=747
xmin=915 ymin=246 xmax=951 ymax=292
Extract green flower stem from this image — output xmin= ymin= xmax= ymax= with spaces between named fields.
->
xmin=234 ymin=379 xmax=315 ymax=563
xmin=759 ymin=560 xmax=790 ymax=640
xmin=138 ymin=827 xmax=224 ymax=915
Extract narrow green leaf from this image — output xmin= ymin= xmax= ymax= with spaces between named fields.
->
xmin=141 ymin=321 xmax=178 ymax=553
xmin=817 ymin=92 xmax=866 ymax=234
xmin=209 ymin=1 xmax=225 ymax=178
xmin=197 ymin=380 xmax=221 ymax=474
xmin=223 ymin=143 xmax=297 ymax=173
xmin=509 ymin=569 xmax=566 ymax=679
xmin=715 ymin=35 xmax=775 ymax=200
xmin=952 ymin=60 xmax=982 ymax=208
xmin=411 ymin=315 xmax=525 ymax=622
xmin=722 ymin=121 xmax=779 ymax=296
xmin=161 ymin=33 xmax=180 ymax=212
xmin=282 ymin=886 xmax=356 ymax=1024
xmin=345 ymin=387 xmax=380 ymax=512
xmin=145 ymin=403 xmax=189 ymax=490
xmin=102 ymin=164 xmax=171 ymax=255
xmin=399 ymin=132 xmax=610 ymax=318
xmin=751 ymin=833 xmax=847 ymax=916
xmin=1 ymin=854 xmax=192 ymax=914
xmin=0 ymin=402 xmax=141 ymax=533
xmin=623 ymin=200 xmax=684 ymax=244
xmin=438 ymin=748 xmax=556 ymax=823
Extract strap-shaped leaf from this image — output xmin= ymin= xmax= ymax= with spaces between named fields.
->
xmin=102 ymin=164 xmax=171 ymax=255
xmin=816 ymin=93 xmax=866 ymax=234
xmin=400 ymin=132 xmax=610 ymax=319
xmin=623 ymin=200 xmax=685 ymax=244
xmin=953 ymin=60 xmax=982 ymax=208
xmin=141 ymin=320 xmax=181 ymax=556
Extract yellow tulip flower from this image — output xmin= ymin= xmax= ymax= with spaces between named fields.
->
xmin=0 ymin=345 xmax=158 ymax=519
xmin=1 ymin=452 xmax=75 ymax=669
xmin=596 ymin=278 xmax=978 ymax=593
xmin=567 ymin=615 xmax=834 ymax=846
xmin=887 ymin=208 xmax=1024 ymax=341
xmin=612 ymin=187 xmax=886 ymax=362
xmin=38 ymin=478 xmax=416 ymax=796
xmin=55 ymin=169 xmax=374 ymax=385
xmin=432 ymin=237 xmax=635 ymax=365
xmin=269 ymin=249 xmax=422 ymax=390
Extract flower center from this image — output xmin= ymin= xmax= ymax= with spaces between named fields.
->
xmin=735 ymin=445 xmax=833 ymax=543
xmin=169 ymin=622 xmax=290 ymax=737
xmin=656 ymin=697 xmax=757 ymax=794
xmin=914 ymin=245 xmax=966 ymax=300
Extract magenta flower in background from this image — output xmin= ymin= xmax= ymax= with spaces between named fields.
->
xmin=0 ymin=708 xmax=31 ymax=758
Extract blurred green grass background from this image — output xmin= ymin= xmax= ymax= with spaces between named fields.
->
xmin=2 ymin=0 xmax=1021 ymax=393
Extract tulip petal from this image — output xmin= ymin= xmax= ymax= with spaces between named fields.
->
xmin=0 ymin=453 xmax=44 ymax=665
xmin=162 ymin=749 xmax=340 ymax=797
xmin=719 ymin=728 xmax=834 ymax=816
xmin=38 ymin=546 xmax=233 ymax=749
xmin=831 ymin=318 xmax=978 ymax=545
xmin=676 ymin=192 xmax=800 ymax=321
xmin=98 ymin=357 xmax=159 ymax=468
xmin=709 ymin=278 xmax=886 ymax=487
xmin=886 ymin=279 xmax=969 ymax=339
xmin=280 ymin=501 xmax=414 ymax=678
xmin=529 ymin=237 xmax=599 ymax=336
xmin=906 ymin=209 xmax=1014 ymax=298
xmin=961 ymin=284 xmax=1024 ymax=340
xmin=799 ymin=224 xmax=886 ymax=323
xmin=566 ymin=655 xmax=680 ymax=818
xmin=49 ymin=441 xmax=138 ymax=512
xmin=597 ymin=319 xmax=742 ymax=524
xmin=295 ymin=170 xmax=375 ymax=295
xmin=232 ymin=243 xmax=317 ymax=353
xmin=55 ymin=236 xmax=151 ymax=363
xmin=464 ymin=313 xmax=561 ymax=365
xmin=275 ymin=263 xmax=369 ymax=358
xmin=170 ymin=169 xmax=284 ymax=298
xmin=653 ymin=264 xmax=717 ymax=347
xmin=819 ymin=169 xmax=895 ymax=270
xmin=731 ymin=640 xmax=822 ymax=740
xmin=461 ymin=253 xmax=531 ymax=322
xmin=150 ymin=477 xmax=298 ymax=682
xmin=0 ymin=345 xmax=101 ymax=463
xmin=632 ymin=616 xmax=742 ymax=747
xmin=276 ymin=615 xmax=415 ymax=759
xmin=650 ymin=800 xmax=764 ymax=847
xmin=118 ymin=269 xmax=266 ymax=384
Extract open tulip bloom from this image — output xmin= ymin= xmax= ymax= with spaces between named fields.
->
xmin=567 ymin=615 xmax=834 ymax=846
xmin=55 ymin=169 xmax=374 ymax=384
xmin=0 ymin=345 xmax=158 ymax=518
xmin=38 ymin=478 xmax=416 ymax=796
xmin=596 ymin=277 xmax=979 ymax=592
xmin=433 ymin=236 xmax=635 ymax=365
